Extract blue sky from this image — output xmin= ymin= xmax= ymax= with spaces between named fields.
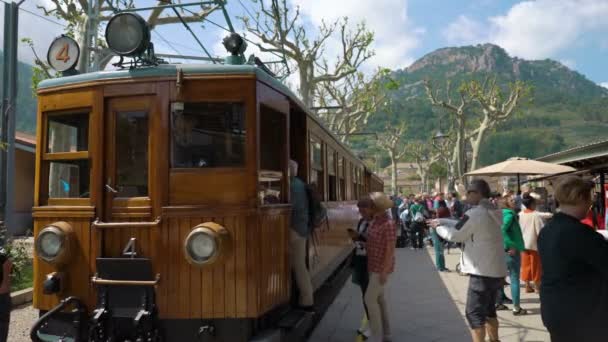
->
xmin=5 ymin=0 xmax=608 ymax=87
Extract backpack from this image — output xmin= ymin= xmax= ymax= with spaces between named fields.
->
xmin=414 ymin=211 xmax=425 ymax=223
xmin=305 ymin=184 xmax=327 ymax=230
xmin=411 ymin=204 xmax=425 ymax=222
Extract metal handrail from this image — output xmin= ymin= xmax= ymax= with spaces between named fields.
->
xmin=30 ymin=296 xmax=86 ymax=342
xmin=91 ymin=217 xmax=161 ymax=229
xmin=91 ymin=273 xmax=161 ymax=286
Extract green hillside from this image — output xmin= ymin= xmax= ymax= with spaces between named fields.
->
xmin=355 ymin=44 xmax=608 ymax=167
xmin=0 ymin=51 xmax=38 ymax=134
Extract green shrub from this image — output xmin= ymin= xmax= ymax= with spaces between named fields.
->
xmin=0 ymin=225 xmax=33 ymax=289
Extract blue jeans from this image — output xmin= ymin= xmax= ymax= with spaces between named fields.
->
xmin=431 ymin=229 xmax=446 ymax=271
xmin=497 ymin=252 xmax=521 ymax=308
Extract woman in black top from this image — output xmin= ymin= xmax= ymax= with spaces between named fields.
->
xmin=538 ymin=176 xmax=608 ymax=342
xmin=349 ymin=197 xmax=373 ymax=339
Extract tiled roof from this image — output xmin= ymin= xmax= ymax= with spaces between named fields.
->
xmin=16 ymin=131 xmax=36 ymax=147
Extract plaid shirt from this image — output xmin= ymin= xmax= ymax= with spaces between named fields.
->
xmin=367 ymin=213 xmax=396 ymax=274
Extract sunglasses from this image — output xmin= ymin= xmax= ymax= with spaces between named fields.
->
xmin=467 ymin=190 xmax=478 ymax=195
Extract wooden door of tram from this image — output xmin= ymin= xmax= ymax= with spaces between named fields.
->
xmin=102 ymin=96 xmax=155 ymax=257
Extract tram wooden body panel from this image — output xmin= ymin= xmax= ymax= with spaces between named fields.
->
xmin=32 ymin=212 xmax=95 ymax=311
xmin=32 ymin=68 xmax=383 ymax=330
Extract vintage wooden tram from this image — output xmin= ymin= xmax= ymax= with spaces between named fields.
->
xmin=29 ymin=13 xmax=383 ymax=342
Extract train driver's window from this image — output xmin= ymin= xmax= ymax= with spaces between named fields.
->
xmin=309 ymin=136 xmax=324 ymax=198
xmin=44 ymin=112 xmax=90 ymax=200
xmin=171 ymin=102 xmax=245 ymax=168
xmin=259 ymin=106 xmax=287 ymax=205
xmin=328 ymin=148 xmax=337 ymax=201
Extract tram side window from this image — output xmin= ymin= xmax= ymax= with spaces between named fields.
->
xmin=48 ymin=160 xmax=90 ymax=198
xmin=351 ymin=167 xmax=356 ymax=200
xmin=259 ymin=106 xmax=287 ymax=204
xmin=171 ymin=102 xmax=245 ymax=168
xmin=47 ymin=113 xmax=88 ymax=153
xmin=328 ymin=149 xmax=337 ymax=201
xmin=338 ymin=157 xmax=345 ymax=201
xmin=44 ymin=112 xmax=90 ymax=200
xmin=310 ymin=137 xmax=324 ymax=198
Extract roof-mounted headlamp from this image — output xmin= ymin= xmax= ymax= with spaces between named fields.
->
xmin=105 ymin=13 xmax=151 ymax=56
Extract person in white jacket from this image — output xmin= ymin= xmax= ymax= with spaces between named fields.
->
xmin=430 ymin=179 xmax=507 ymax=342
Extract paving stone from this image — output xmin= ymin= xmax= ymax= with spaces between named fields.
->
xmin=311 ymin=247 xmax=551 ymax=342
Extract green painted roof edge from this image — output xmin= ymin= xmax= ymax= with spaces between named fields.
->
xmin=38 ymin=64 xmax=263 ymax=89
xmin=536 ymin=139 xmax=608 ymax=165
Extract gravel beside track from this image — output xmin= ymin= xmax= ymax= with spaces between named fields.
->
xmin=9 ymin=304 xmax=36 ymax=342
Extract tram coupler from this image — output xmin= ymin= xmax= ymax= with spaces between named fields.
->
xmin=30 ymin=296 xmax=87 ymax=342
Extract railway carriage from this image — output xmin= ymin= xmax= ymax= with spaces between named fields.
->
xmin=29 ymin=13 xmax=383 ymax=342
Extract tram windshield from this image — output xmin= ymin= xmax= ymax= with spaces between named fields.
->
xmin=171 ymin=102 xmax=246 ymax=168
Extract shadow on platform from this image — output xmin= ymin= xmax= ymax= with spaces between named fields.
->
xmin=310 ymin=248 xmax=471 ymax=342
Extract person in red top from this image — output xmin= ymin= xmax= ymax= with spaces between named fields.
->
xmin=364 ymin=192 xmax=397 ymax=342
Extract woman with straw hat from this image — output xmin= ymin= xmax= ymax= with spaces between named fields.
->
xmin=364 ymin=192 xmax=397 ymax=342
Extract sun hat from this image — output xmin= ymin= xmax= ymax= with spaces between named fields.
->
xmin=369 ymin=192 xmax=394 ymax=211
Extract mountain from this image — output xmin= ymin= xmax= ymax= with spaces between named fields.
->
xmin=0 ymin=51 xmax=38 ymax=134
xmin=355 ymin=44 xmax=608 ymax=167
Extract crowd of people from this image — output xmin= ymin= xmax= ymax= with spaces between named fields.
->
xmin=429 ymin=177 xmax=608 ymax=342
xmin=287 ymin=159 xmax=608 ymax=342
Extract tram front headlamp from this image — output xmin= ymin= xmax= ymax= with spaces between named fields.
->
xmin=35 ymin=222 xmax=73 ymax=266
xmin=184 ymin=223 xmax=232 ymax=267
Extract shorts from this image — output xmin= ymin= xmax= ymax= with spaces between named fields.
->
xmin=465 ymin=275 xmax=503 ymax=329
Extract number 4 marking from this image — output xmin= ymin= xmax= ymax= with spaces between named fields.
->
xmin=55 ymin=43 xmax=70 ymax=63
xmin=122 ymin=238 xmax=137 ymax=258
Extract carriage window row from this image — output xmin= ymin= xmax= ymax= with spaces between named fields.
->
xmin=308 ymin=136 xmax=369 ymax=202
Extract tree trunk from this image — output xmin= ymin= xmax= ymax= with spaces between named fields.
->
xmin=298 ymin=62 xmax=314 ymax=109
xmin=469 ymin=117 xmax=490 ymax=172
xmin=447 ymin=161 xmax=456 ymax=192
xmin=458 ymin=115 xmax=466 ymax=179
xmin=76 ymin=18 xmax=89 ymax=73
xmin=390 ymin=152 xmax=397 ymax=195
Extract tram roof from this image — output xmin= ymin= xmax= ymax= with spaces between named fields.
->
xmin=39 ymin=63 xmax=293 ymax=96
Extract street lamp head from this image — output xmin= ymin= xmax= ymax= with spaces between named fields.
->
xmin=433 ymin=130 xmax=449 ymax=141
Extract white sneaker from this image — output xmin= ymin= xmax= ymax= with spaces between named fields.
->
xmin=357 ymin=328 xmax=372 ymax=339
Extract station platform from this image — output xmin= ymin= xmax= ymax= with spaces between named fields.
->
xmin=311 ymin=246 xmax=550 ymax=342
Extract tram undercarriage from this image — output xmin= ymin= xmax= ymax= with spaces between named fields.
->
xmin=30 ymin=253 xmax=352 ymax=342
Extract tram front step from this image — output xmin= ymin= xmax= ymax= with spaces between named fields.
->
xmin=277 ymin=310 xmax=314 ymax=338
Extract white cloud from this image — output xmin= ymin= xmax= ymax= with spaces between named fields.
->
xmin=560 ymin=59 xmax=576 ymax=69
xmin=290 ymin=0 xmax=424 ymax=70
xmin=0 ymin=1 xmax=65 ymax=64
xmin=443 ymin=0 xmax=608 ymax=60
xmin=600 ymin=82 xmax=608 ymax=89
xmin=443 ymin=15 xmax=485 ymax=46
